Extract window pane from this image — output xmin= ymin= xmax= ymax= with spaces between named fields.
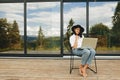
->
xmin=63 ymin=2 xmax=86 ymax=54
xmin=89 ymin=2 xmax=120 ymax=54
xmin=0 ymin=3 xmax=24 ymax=54
xmin=27 ymin=2 xmax=61 ymax=54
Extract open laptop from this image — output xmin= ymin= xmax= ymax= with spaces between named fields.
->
xmin=81 ymin=38 xmax=98 ymax=49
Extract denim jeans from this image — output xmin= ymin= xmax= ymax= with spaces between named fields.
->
xmin=72 ymin=48 xmax=96 ymax=65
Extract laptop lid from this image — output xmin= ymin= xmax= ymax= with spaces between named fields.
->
xmin=81 ymin=38 xmax=98 ymax=49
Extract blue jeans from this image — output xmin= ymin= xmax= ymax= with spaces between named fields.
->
xmin=72 ymin=48 xmax=96 ymax=65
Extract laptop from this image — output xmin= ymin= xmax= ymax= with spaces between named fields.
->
xmin=81 ymin=38 xmax=98 ymax=49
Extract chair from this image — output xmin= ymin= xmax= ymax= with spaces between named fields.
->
xmin=64 ymin=38 xmax=98 ymax=74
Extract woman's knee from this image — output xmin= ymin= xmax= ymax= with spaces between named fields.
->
xmin=89 ymin=48 xmax=96 ymax=54
xmin=83 ymin=49 xmax=90 ymax=56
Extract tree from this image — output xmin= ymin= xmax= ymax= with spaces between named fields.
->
xmin=64 ymin=18 xmax=74 ymax=40
xmin=90 ymin=23 xmax=110 ymax=36
xmin=0 ymin=18 xmax=21 ymax=49
xmin=10 ymin=20 xmax=20 ymax=44
xmin=90 ymin=23 xmax=110 ymax=47
xmin=37 ymin=26 xmax=45 ymax=47
xmin=0 ymin=18 xmax=10 ymax=48
xmin=112 ymin=2 xmax=120 ymax=46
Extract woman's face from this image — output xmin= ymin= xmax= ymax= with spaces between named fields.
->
xmin=74 ymin=28 xmax=80 ymax=35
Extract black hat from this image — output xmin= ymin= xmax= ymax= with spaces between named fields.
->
xmin=72 ymin=25 xmax=84 ymax=33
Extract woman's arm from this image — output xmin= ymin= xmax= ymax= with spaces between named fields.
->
xmin=70 ymin=35 xmax=79 ymax=49
xmin=72 ymin=35 xmax=79 ymax=48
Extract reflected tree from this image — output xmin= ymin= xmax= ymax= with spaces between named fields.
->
xmin=0 ymin=18 xmax=21 ymax=49
xmin=112 ymin=2 xmax=120 ymax=46
xmin=37 ymin=26 xmax=45 ymax=48
xmin=90 ymin=23 xmax=110 ymax=47
xmin=64 ymin=18 xmax=74 ymax=40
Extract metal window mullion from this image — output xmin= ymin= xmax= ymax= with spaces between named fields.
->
xmin=24 ymin=0 xmax=27 ymax=54
xmin=60 ymin=0 xmax=64 ymax=56
xmin=86 ymin=0 xmax=89 ymax=37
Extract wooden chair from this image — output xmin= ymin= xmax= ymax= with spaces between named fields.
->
xmin=64 ymin=38 xmax=98 ymax=74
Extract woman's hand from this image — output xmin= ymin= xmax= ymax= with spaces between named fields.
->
xmin=73 ymin=35 xmax=79 ymax=48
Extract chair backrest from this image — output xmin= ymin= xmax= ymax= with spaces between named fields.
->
xmin=81 ymin=38 xmax=98 ymax=49
xmin=64 ymin=40 xmax=72 ymax=53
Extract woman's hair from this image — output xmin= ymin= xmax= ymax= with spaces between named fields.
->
xmin=72 ymin=25 xmax=84 ymax=37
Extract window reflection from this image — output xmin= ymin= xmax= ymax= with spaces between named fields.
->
xmin=89 ymin=2 xmax=120 ymax=54
xmin=63 ymin=2 xmax=86 ymax=54
xmin=27 ymin=2 xmax=61 ymax=54
xmin=0 ymin=3 xmax=24 ymax=54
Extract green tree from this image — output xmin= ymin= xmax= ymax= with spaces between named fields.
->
xmin=64 ymin=18 xmax=74 ymax=40
xmin=0 ymin=18 xmax=9 ymax=48
xmin=10 ymin=20 xmax=20 ymax=44
xmin=0 ymin=18 xmax=21 ymax=49
xmin=37 ymin=26 xmax=45 ymax=47
xmin=112 ymin=2 xmax=120 ymax=46
xmin=90 ymin=23 xmax=110 ymax=47
xmin=90 ymin=23 xmax=110 ymax=36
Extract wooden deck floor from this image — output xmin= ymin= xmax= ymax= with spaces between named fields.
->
xmin=0 ymin=58 xmax=120 ymax=80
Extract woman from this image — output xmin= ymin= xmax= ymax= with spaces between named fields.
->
xmin=69 ymin=25 xmax=96 ymax=77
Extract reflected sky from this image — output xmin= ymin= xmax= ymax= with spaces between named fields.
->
xmin=0 ymin=2 xmax=117 ymax=36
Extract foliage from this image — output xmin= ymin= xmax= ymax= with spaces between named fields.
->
xmin=37 ymin=26 xmax=45 ymax=47
xmin=90 ymin=23 xmax=110 ymax=47
xmin=112 ymin=2 xmax=120 ymax=46
xmin=0 ymin=18 xmax=9 ymax=48
xmin=0 ymin=18 xmax=21 ymax=49
xmin=43 ymin=37 xmax=60 ymax=50
xmin=64 ymin=18 xmax=74 ymax=40
xmin=9 ymin=20 xmax=21 ymax=46
xmin=90 ymin=23 xmax=110 ymax=36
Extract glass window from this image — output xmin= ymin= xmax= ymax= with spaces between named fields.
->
xmin=63 ymin=2 xmax=86 ymax=54
xmin=27 ymin=2 xmax=61 ymax=54
xmin=0 ymin=3 xmax=24 ymax=54
xmin=89 ymin=2 xmax=120 ymax=54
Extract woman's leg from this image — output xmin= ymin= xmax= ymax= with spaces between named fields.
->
xmin=72 ymin=49 xmax=85 ymax=75
xmin=81 ymin=48 xmax=91 ymax=65
xmin=82 ymin=64 xmax=88 ymax=77
xmin=82 ymin=48 xmax=96 ymax=77
xmin=86 ymin=48 xmax=96 ymax=65
xmin=80 ymin=49 xmax=91 ymax=77
xmin=72 ymin=48 xmax=93 ymax=77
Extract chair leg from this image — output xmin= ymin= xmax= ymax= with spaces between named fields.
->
xmin=70 ymin=55 xmax=72 ymax=74
xmin=70 ymin=54 xmax=74 ymax=74
xmin=88 ymin=56 xmax=97 ymax=73
xmin=94 ymin=56 xmax=97 ymax=73
xmin=70 ymin=55 xmax=97 ymax=74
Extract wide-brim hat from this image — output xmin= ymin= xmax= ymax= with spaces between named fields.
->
xmin=72 ymin=25 xmax=84 ymax=33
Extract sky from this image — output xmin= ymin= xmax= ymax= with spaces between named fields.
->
xmin=0 ymin=2 xmax=118 ymax=37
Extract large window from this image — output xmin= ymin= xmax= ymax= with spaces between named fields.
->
xmin=0 ymin=0 xmax=119 ymax=56
xmin=0 ymin=3 xmax=24 ymax=54
xmin=63 ymin=2 xmax=86 ymax=54
xmin=89 ymin=2 xmax=120 ymax=54
xmin=27 ymin=2 xmax=61 ymax=54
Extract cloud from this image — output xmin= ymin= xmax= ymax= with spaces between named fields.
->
xmin=0 ymin=3 xmax=23 ymax=14
xmin=27 ymin=25 xmax=39 ymax=36
xmin=27 ymin=11 xmax=60 ymax=36
xmin=27 ymin=2 xmax=59 ymax=10
xmin=89 ymin=2 xmax=117 ymax=28
xmin=0 ymin=2 xmax=117 ymax=36
xmin=64 ymin=2 xmax=117 ymax=30
xmin=64 ymin=6 xmax=86 ymax=30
